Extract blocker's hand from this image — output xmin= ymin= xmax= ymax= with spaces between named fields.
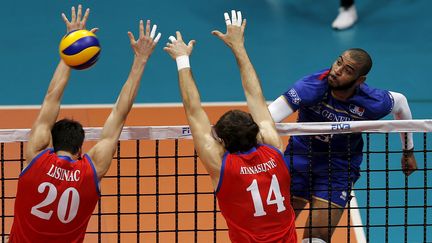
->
xmin=127 ymin=20 xmax=161 ymax=61
xmin=61 ymin=4 xmax=98 ymax=33
xmin=163 ymin=31 xmax=195 ymax=60
xmin=212 ymin=10 xmax=246 ymax=50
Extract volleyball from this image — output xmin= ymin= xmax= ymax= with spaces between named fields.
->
xmin=59 ymin=29 xmax=101 ymax=70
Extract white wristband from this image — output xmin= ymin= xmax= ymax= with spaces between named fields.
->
xmin=176 ymin=55 xmax=190 ymax=71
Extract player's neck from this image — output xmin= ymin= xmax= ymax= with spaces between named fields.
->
xmin=331 ymin=88 xmax=356 ymax=101
xmin=56 ymin=150 xmax=80 ymax=160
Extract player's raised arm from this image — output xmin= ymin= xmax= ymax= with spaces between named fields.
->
xmin=164 ymin=32 xmax=224 ymax=188
xmin=26 ymin=5 xmax=95 ymax=166
xmin=87 ymin=20 xmax=161 ymax=180
xmin=212 ymin=10 xmax=283 ymax=151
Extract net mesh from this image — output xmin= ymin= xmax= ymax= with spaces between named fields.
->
xmin=0 ymin=120 xmax=431 ymax=242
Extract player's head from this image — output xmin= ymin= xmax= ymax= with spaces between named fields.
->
xmin=328 ymin=48 xmax=372 ymax=91
xmin=51 ymin=118 xmax=85 ymax=155
xmin=213 ymin=110 xmax=259 ymax=153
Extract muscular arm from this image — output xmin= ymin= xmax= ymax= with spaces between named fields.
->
xmin=178 ymin=68 xmax=224 ymax=186
xmin=87 ymin=58 xmax=145 ymax=179
xmin=213 ymin=11 xmax=283 ymax=151
xmin=87 ymin=20 xmax=160 ymax=180
xmin=164 ymin=32 xmax=224 ymax=189
xmin=26 ymin=5 xmax=94 ymax=166
xmin=232 ymin=46 xmax=283 ymax=151
xmin=26 ymin=61 xmax=71 ymax=166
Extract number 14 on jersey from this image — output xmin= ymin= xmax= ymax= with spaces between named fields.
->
xmin=246 ymin=174 xmax=286 ymax=217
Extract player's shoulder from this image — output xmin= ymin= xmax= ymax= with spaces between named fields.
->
xmin=285 ymin=69 xmax=329 ymax=106
xmin=354 ymin=84 xmax=393 ymax=119
xmin=258 ymin=143 xmax=279 ymax=152
xmin=26 ymin=148 xmax=54 ymax=166
xmin=357 ymin=83 xmax=391 ymax=101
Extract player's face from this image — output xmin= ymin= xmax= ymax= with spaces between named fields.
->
xmin=328 ymin=53 xmax=363 ymax=91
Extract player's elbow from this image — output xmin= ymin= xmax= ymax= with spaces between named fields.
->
xmin=390 ymin=91 xmax=411 ymax=119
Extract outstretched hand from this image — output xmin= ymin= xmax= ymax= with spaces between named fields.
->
xmin=127 ymin=20 xmax=161 ymax=62
xmin=163 ymin=31 xmax=196 ymax=60
xmin=212 ymin=10 xmax=246 ymax=49
xmin=61 ymin=4 xmax=98 ymax=34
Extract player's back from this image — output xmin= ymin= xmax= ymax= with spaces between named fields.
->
xmin=216 ymin=144 xmax=297 ymax=243
xmin=10 ymin=148 xmax=99 ymax=243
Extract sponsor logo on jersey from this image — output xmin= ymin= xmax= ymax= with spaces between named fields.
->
xmin=287 ymin=88 xmax=301 ymax=105
xmin=340 ymin=191 xmax=347 ymax=201
xmin=322 ymin=109 xmax=351 ymax=122
xmin=349 ymin=104 xmax=365 ymax=116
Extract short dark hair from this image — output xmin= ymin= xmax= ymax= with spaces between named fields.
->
xmin=213 ymin=110 xmax=259 ymax=153
xmin=346 ymin=48 xmax=373 ymax=76
xmin=51 ymin=118 xmax=85 ymax=155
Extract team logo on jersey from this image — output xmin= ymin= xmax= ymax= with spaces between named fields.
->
xmin=349 ymin=104 xmax=365 ymax=116
xmin=287 ymin=88 xmax=301 ymax=105
xmin=340 ymin=191 xmax=347 ymax=201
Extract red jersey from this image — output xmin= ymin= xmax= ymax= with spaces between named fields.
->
xmin=10 ymin=149 xmax=100 ymax=243
xmin=216 ymin=144 xmax=297 ymax=243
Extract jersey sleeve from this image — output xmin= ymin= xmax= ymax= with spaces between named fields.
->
xmin=359 ymin=85 xmax=394 ymax=119
xmin=282 ymin=69 xmax=329 ymax=110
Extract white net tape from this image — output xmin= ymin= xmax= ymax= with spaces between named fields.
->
xmin=0 ymin=119 xmax=431 ymax=143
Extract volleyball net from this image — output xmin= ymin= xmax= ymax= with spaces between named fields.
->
xmin=0 ymin=120 xmax=431 ymax=242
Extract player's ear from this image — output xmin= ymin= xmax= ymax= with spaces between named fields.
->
xmin=211 ymin=127 xmax=223 ymax=143
xmin=357 ymin=75 xmax=366 ymax=84
xmin=256 ymin=132 xmax=264 ymax=144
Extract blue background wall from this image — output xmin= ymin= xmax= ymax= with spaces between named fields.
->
xmin=0 ymin=1 xmax=430 ymax=114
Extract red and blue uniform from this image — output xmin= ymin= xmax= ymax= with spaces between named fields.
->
xmin=281 ymin=69 xmax=394 ymax=207
xmin=216 ymin=144 xmax=297 ymax=243
xmin=9 ymin=148 xmax=100 ymax=243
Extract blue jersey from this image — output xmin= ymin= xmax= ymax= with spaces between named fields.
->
xmin=282 ymin=69 xmax=394 ymax=164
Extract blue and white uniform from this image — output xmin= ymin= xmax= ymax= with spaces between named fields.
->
xmin=276 ymin=68 xmax=394 ymax=207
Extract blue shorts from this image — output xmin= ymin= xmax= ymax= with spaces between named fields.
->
xmin=284 ymin=145 xmax=361 ymax=208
